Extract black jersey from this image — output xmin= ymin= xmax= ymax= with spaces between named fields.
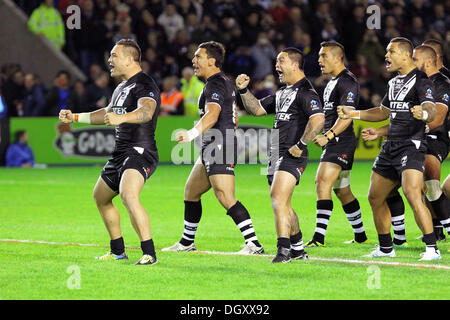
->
xmin=260 ymin=77 xmax=323 ymax=158
xmin=322 ymin=69 xmax=360 ymax=139
xmin=439 ymin=66 xmax=450 ymax=79
xmin=380 ymin=68 xmax=435 ymax=141
xmin=110 ymin=71 xmax=160 ymax=158
xmin=198 ymin=72 xmax=236 ymax=148
xmin=428 ymin=72 xmax=450 ymax=145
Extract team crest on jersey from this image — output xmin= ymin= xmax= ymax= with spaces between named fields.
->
xmin=310 ymin=99 xmax=319 ymax=110
xmin=346 ymin=92 xmax=354 ymax=103
xmin=149 ymin=92 xmax=155 ymax=98
xmin=211 ymin=93 xmax=220 ymax=101
xmin=443 ymin=93 xmax=449 ymax=102
xmin=425 ymin=88 xmax=433 ymax=99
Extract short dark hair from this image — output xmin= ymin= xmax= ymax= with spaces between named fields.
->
xmin=116 ymin=39 xmax=142 ymax=63
xmin=415 ymin=45 xmax=437 ymax=65
xmin=281 ymin=47 xmax=305 ymax=70
xmin=56 ymin=70 xmax=71 ymax=80
xmin=390 ymin=37 xmax=413 ymax=57
xmin=198 ymin=41 xmax=226 ymax=68
xmin=422 ymin=39 xmax=444 ymax=61
xmin=15 ymin=130 xmax=26 ymax=142
xmin=320 ymin=41 xmax=345 ymax=61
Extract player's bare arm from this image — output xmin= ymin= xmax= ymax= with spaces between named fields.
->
xmin=410 ymin=102 xmax=436 ymax=123
xmin=426 ymin=103 xmax=447 ymax=131
xmin=313 ymin=116 xmax=353 ymax=147
xmin=289 ymin=114 xmax=325 ymax=157
xmin=236 ymin=74 xmax=266 ymax=116
xmin=176 ymin=103 xmax=221 ymax=143
xmin=105 ymin=97 xmax=156 ymax=126
xmin=338 ymin=105 xmax=390 ymax=122
xmin=59 ymin=106 xmax=109 ymax=125
xmin=362 ymin=125 xmax=388 ymax=141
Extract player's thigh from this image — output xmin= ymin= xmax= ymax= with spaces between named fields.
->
xmin=119 ymin=168 xmax=145 ymax=205
xmin=368 ymin=171 xmax=397 ymax=205
xmin=93 ymin=175 xmax=118 ymax=205
xmin=270 ymin=171 xmax=297 ymax=209
xmin=316 ymin=161 xmax=342 ymax=187
xmin=401 ymin=169 xmax=424 ymax=201
xmin=424 ymin=154 xmax=441 ymax=181
xmin=184 ymin=157 xmax=211 ymax=200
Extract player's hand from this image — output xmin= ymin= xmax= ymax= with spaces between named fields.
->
xmin=410 ymin=105 xmax=423 ymax=120
xmin=361 ymin=128 xmax=379 ymax=141
xmin=104 ymin=112 xmax=123 ymax=126
xmin=236 ymin=74 xmax=250 ymax=90
xmin=313 ymin=135 xmax=328 ymax=147
xmin=288 ymin=145 xmax=303 ymax=158
xmin=337 ymin=105 xmax=353 ymax=119
xmin=175 ymin=130 xmax=190 ymax=144
xmin=59 ymin=109 xmax=73 ymax=123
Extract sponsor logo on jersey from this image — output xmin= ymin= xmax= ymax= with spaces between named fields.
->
xmin=442 ymin=93 xmax=449 ymax=102
xmin=425 ymin=88 xmax=433 ymax=99
xmin=211 ymin=93 xmax=220 ymax=101
xmin=401 ymin=155 xmax=408 ymax=167
xmin=149 ymin=92 xmax=155 ymax=98
xmin=390 ymin=101 xmax=409 ymax=110
xmin=310 ymin=99 xmax=320 ymax=110
xmin=112 ymin=107 xmax=127 ymax=115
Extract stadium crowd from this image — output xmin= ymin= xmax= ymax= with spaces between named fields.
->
xmin=1 ymin=0 xmax=449 ymax=118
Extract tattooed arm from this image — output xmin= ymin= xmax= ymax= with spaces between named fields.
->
xmin=104 ymin=97 xmax=156 ymax=126
xmin=236 ymin=74 xmax=267 ymax=116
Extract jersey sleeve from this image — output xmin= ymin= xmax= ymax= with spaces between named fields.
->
xmin=435 ymin=83 xmax=450 ymax=110
xmin=203 ymin=79 xmax=227 ymax=108
xmin=134 ymin=81 xmax=160 ymax=105
xmin=416 ymin=76 xmax=435 ymax=105
xmin=380 ymin=93 xmax=389 ymax=109
xmin=338 ymin=77 xmax=360 ymax=109
xmin=259 ymin=94 xmax=276 ymax=114
xmin=298 ymin=90 xmax=323 ymax=118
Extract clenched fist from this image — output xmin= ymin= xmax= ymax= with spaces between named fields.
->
xmin=175 ymin=130 xmax=190 ymax=144
xmin=236 ymin=74 xmax=250 ymax=90
xmin=410 ymin=105 xmax=424 ymax=120
xmin=104 ymin=112 xmax=123 ymax=126
xmin=337 ymin=105 xmax=354 ymax=119
xmin=59 ymin=109 xmax=73 ymax=123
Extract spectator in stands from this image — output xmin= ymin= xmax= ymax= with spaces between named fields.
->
xmin=226 ymin=45 xmax=256 ymax=79
xmin=157 ymin=3 xmax=184 ymax=43
xmin=113 ymin=21 xmax=137 ymax=43
xmin=160 ymin=76 xmax=184 ymax=116
xmin=6 ymin=130 xmax=34 ymax=168
xmin=3 ymin=69 xmax=26 ymax=117
xmin=250 ymin=32 xmax=277 ymax=80
xmin=67 ymin=79 xmax=86 ymax=113
xmin=357 ymin=30 xmax=386 ymax=76
xmin=45 ymin=70 xmax=72 ymax=116
xmin=23 ymin=73 xmax=46 ymax=117
xmin=28 ymin=0 xmax=65 ymax=50
xmin=253 ymin=74 xmax=276 ymax=100
xmin=81 ymin=71 xmax=111 ymax=110
xmin=180 ymin=67 xmax=204 ymax=117
xmin=410 ymin=16 xmax=426 ymax=47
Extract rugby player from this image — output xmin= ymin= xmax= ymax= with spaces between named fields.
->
xmin=59 ymin=39 xmax=161 ymax=265
xmin=236 ymin=47 xmax=325 ymax=263
xmin=339 ymin=37 xmax=441 ymax=260
xmin=306 ymin=41 xmax=368 ymax=247
xmin=162 ymin=41 xmax=264 ymax=255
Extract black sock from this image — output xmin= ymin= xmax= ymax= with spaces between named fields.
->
xmin=387 ymin=194 xmax=406 ymax=245
xmin=378 ymin=233 xmax=393 ymax=253
xmin=110 ymin=237 xmax=125 ymax=255
xmin=313 ymin=199 xmax=333 ymax=244
xmin=430 ymin=194 xmax=450 ymax=235
xmin=422 ymin=232 xmax=437 ymax=250
xmin=342 ymin=199 xmax=367 ymax=242
xmin=277 ymin=237 xmax=290 ymax=250
xmin=141 ymin=239 xmax=156 ymax=257
xmin=227 ymin=201 xmax=261 ymax=247
xmin=179 ymin=200 xmax=202 ymax=246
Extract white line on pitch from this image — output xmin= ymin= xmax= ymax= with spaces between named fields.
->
xmin=1 ymin=238 xmax=449 ymax=270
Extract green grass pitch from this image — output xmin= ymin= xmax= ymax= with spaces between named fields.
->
xmin=0 ymin=161 xmax=449 ymax=300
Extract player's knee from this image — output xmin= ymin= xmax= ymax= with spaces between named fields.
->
xmin=424 ymin=180 xmax=442 ymax=202
xmin=368 ymin=190 xmax=382 ymax=207
xmin=402 ymin=185 xmax=421 ymax=204
xmin=119 ymin=191 xmax=139 ymax=210
xmin=333 ymin=187 xmax=353 ymax=202
xmin=214 ymin=189 xmax=235 ymax=209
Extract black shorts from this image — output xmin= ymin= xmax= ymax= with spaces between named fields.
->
xmin=201 ymin=136 xmax=237 ymax=176
xmin=426 ymin=137 xmax=448 ymax=163
xmin=320 ymin=138 xmax=356 ymax=170
xmin=101 ymin=148 xmax=158 ymax=193
xmin=372 ymin=140 xmax=427 ymax=182
xmin=267 ymin=152 xmax=308 ymax=186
